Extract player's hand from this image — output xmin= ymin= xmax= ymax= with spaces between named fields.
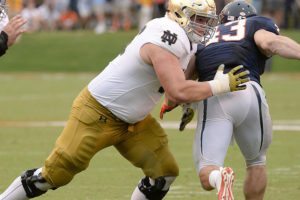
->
xmin=208 ymin=64 xmax=250 ymax=95
xmin=3 ymin=15 xmax=27 ymax=47
xmin=160 ymin=100 xmax=178 ymax=119
xmin=228 ymin=65 xmax=250 ymax=91
xmin=179 ymin=104 xmax=194 ymax=131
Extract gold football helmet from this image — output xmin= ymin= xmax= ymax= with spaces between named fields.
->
xmin=167 ymin=0 xmax=218 ymax=44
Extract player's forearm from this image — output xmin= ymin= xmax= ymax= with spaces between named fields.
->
xmin=270 ymin=36 xmax=300 ymax=59
xmin=166 ymin=80 xmax=212 ymax=104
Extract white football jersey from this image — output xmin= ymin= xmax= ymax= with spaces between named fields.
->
xmin=88 ymin=16 xmax=197 ymax=123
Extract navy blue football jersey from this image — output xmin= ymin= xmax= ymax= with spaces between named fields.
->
xmin=195 ymin=16 xmax=279 ymax=84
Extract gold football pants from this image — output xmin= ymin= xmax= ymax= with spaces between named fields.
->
xmin=42 ymin=88 xmax=179 ymax=187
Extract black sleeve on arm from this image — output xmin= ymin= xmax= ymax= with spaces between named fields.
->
xmin=0 ymin=31 xmax=8 ymax=56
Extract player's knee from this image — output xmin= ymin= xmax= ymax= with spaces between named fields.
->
xmin=138 ymin=176 xmax=176 ymax=200
xmin=21 ymin=168 xmax=51 ymax=198
xmin=43 ymin=165 xmax=74 ymax=187
xmin=141 ymin=156 xmax=179 ymax=179
xmin=44 ymin=161 xmax=87 ymax=187
xmin=167 ymin=163 xmax=179 ymax=177
xmin=160 ymin=156 xmax=179 ymax=178
xmin=44 ymin=151 xmax=89 ymax=187
xmin=246 ymin=155 xmax=266 ymax=167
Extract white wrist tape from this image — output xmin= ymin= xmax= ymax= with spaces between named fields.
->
xmin=208 ymin=76 xmax=230 ymax=96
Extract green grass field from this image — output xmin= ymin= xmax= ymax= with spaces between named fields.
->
xmin=0 ymin=76 xmax=299 ymax=200
xmin=0 ymin=30 xmax=300 ymax=199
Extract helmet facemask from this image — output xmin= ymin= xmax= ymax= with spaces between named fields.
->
xmin=183 ymin=7 xmax=218 ymax=44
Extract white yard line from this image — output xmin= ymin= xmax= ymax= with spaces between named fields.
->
xmin=162 ymin=121 xmax=300 ymax=131
xmin=0 ymin=120 xmax=300 ymax=131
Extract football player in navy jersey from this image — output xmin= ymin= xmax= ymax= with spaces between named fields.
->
xmin=183 ymin=1 xmax=300 ymax=200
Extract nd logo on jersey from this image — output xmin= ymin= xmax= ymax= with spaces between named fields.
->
xmin=161 ymin=30 xmax=177 ymax=45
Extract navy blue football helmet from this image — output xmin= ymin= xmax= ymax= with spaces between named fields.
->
xmin=219 ymin=0 xmax=257 ymax=24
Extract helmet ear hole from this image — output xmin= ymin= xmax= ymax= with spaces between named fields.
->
xmin=175 ymin=12 xmax=181 ymax=18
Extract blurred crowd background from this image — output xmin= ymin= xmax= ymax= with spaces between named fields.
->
xmin=5 ymin=0 xmax=300 ymax=34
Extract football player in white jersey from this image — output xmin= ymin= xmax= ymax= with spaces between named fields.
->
xmin=0 ymin=1 xmax=26 ymax=56
xmin=0 ymin=0 xmax=249 ymax=200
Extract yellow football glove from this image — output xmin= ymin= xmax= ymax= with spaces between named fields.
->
xmin=208 ymin=64 xmax=250 ymax=95
xmin=179 ymin=104 xmax=195 ymax=131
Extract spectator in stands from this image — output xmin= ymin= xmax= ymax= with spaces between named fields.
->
xmin=283 ymin=0 xmax=300 ymax=29
xmin=21 ymin=0 xmax=41 ymax=32
xmin=77 ymin=0 xmax=92 ymax=29
xmin=58 ymin=5 xmax=79 ymax=30
xmin=262 ymin=0 xmax=284 ymax=27
xmin=252 ymin=0 xmax=263 ymax=14
xmin=38 ymin=0 xmax=60 ymax=31
xmin=153 ymin=0 xmax=166 ymax=18
xmin=295 ymin=0 xmax=300 ymax=29
xmin=214 ymin=0 xmax=226 ymax=14
xmin=55 ymin=0 xmax=70 ymax=13
xmin=110 ymin=0 xmax=132 ymax=31
xmin=69 ymin=0 xmax=79 ymax=14
xmin=138 ymin=0 xmax=153 ymax=30
xmin=92 ymin=0 xmax=107 ymax=34
xmin=6 ymin=0 xmax=23 ymax=16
